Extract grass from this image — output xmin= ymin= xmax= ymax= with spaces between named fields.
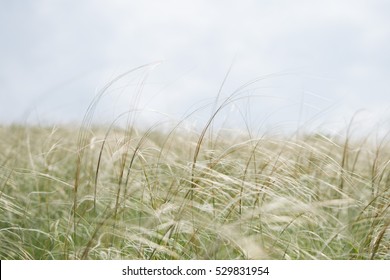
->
xmin=1 ymin=68 xmax=389 ymax=260
xmin=1 ymin=121 xmax=389 ymax=260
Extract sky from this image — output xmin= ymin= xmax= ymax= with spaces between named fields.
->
xmin=1 ymin=0 xmax=390 ymax=135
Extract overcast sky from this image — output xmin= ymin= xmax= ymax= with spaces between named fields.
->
xmin=1 ymin=0 xmax=390 ymax=134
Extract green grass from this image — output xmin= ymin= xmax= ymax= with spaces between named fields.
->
xmin=1 ymin=66 xmax=389 ymax=259
xmin=1 ymin=120 xmax=389 ymax=260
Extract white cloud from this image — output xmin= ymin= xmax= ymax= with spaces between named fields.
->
xmin=1 ymin=0 xmax=389 ymax=133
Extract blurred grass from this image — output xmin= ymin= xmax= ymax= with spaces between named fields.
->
xmin=1 ymin=122 xmax=389 ymax=259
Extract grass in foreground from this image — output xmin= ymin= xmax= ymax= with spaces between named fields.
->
xmin=1 ymin=121 xmax=389 ymax=259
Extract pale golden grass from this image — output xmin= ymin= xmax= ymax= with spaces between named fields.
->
xmin=1 ymin=121 xmax=389 ymax=259
xmin=1 ymin=65 xmax=389 ymax=259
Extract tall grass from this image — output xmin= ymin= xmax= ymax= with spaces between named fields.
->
xmin=1 ymin=70 xmax=389 ymax=260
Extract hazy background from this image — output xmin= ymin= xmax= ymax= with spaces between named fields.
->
xmin=1 ymin=0 xmax=390 ymax=134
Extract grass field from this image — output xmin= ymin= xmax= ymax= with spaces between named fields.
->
xmin=1 ymin=66 xmax=389 ymax=260
xmin=1 ymin=117 xmax=389 ymax=260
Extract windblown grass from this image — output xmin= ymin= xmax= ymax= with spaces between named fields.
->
xmin=1 ymin=120 xmax=389 ymax=260
xmin=1 ymin=66 xmax=389 ymax=259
